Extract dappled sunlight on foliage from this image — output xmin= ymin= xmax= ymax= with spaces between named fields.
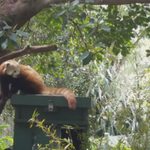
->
xmin=1 ymin=2 xmax=150 ymax=149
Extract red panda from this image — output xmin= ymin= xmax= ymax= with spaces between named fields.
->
xmin=0 ymin=60 xmax=20 ymax=98
xmin=0 ymin=60 xmax=76 ymax=109
xmin=0 ymin=60 xmax=20 ymax=113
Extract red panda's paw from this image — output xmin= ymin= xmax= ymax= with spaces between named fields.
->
xmin=68 ymin=97 xmax=77 ymax=110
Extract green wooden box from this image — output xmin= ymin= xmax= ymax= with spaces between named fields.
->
xmin=11 ymin=95 xmax=91 ymax=150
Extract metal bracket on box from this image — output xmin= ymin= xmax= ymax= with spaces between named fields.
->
xmin=48 ymin=100 xmax=54 ymax=112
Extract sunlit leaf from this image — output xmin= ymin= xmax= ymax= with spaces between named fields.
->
xmin=79 ymin=52 xmax=90 ymax=61
xmin=55 ymin=10 xmax=66 ymax=17
xmin=0 ymin=124 xmax=9 ymax=130
xmin=70 ymin=0 xmax=79 ymax=6
xmin=3 ymin=25 xmax=11 ymax=30
xmin=94 ymin=43 xmax=105 ymax=47
xmin=16 ymin=30 xmax=29 ymax=37
xmin=79 ymin=52 xmax=93 ymax=65
xmin=9 ymin=33 xmax=18 ymax=41
xmin=0 ymin=31 xmax=5 ymax=37
xmin=101 ymin=25 xmax=111 ymax=32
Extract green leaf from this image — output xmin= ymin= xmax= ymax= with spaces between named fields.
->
xmin=8 ymin=39 xmax=15 ymax=51
xmin=70 ymin=0 xmax=79 ymax=6
xmin=55 ymin=10 xmax=66 ymax=17
xmin=146 ymin=49 xmax=150 ymax=57
xmin=62 ymin=17 xmax=68 ymax=30
xmin=95 ymin=43 xmax=105 ymax=47
xmin=3 ymin=25 xmax=11 ymax=30
xmin=89 ymin=18 xmax=95 ymax=24
xmin=83 ymin=53 xmax=93 ymax=65
xmin=0 ymin=124 xmax=9 ymax=130
xmin=96 ymin=53 xmax=103 ymax=61
xmin=88 ymin=28 xmax=95 ymax=37
xmin=121 ymin=48 xmax=129 ymax=56
xmin=0 ymin=31 xmax=5 ymax=37
xmin=101 ymin=25 xmax=111 ymax=32
xmin=88 ymin=5 xmax=97 ymax=10
xmin=86 ymin=0 xmax=94 ymax=3
xmin=1 ymin=38 xmax=8 ymax=49
xmin=16 ymin=30 xmax=29 ymax=37
xmin=11 ymin=40 xmax=19 ymax=49
xmin=9 ymin=33 xmax=18 ymax=41
xmin=113 ymin=47 xmax=120 ymax=55
xmin=80 ymin=12 xmax=86 ymax=22
xmin=79 ymin=52 xmax=93 ymax=65
xmin=79 ymin=52 xmax=90 ymax=61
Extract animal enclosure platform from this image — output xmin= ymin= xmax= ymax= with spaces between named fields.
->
xmin=11 ymin=95 xmax=91 ymax=150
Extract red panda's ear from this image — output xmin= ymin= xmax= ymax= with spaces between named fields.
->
xmin=6 ymin=62 xmax=10 ymax=67
xmin=18 ymin=59 xmax=21 ymax=64
xmin=3 ymin=62 xmax=10 ymax=73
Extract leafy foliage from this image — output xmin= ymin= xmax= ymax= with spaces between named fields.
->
xmin=0 ymin=17 xmax=29 ymax=50
xmin=1 ymin=3 xmax=150 ymax=150
xmin=0 ymin=124 xmax=13 ymax=149
xmin=16 ymin=4 xmax=150 ymax=149
xmin=1 ymin=4 xmax=150 ymax=62
xmin=29 ymin=110 xmax=77 ymax=150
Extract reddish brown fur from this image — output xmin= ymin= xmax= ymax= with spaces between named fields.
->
xmin=19 ymin=64 xmax=76 ymax=109
xmin=0 ymin=60 xmax=19 ymax=75
xmin=0 ymin=60 xmax=20 ymax=98
xmin=0 ymin=60 xmax=76 ymax=109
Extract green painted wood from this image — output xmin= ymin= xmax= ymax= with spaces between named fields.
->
xmin=11 ymin=95 xmax=91 ymax=108
xmin=12 ymin=95 xmax=91 ymax=150
xmin=13 ymin=122 xmax=61 ymax=150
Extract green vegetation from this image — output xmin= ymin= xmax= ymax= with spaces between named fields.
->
xmin=0 ymin=124 xmax=13 ymax=149
xmin=1 ymin=2 xmax=150 ymax=150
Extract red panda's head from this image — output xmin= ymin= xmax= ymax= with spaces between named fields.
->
xmin=1 ymin=60 xmax=20 ymax=78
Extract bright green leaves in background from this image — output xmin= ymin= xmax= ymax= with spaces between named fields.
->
xmin=0 ymin=124 xmax=13 ymax=149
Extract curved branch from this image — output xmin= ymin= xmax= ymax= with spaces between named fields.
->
xmin=0 ymin=44 xmax=57 ymax=64
xmin=0 ymin=49 xmax=11 ymax=56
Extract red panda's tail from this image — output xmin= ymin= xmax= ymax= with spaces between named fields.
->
xmin=43 ymin=87 xmax=76 ymax=109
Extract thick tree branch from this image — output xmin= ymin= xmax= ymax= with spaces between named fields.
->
xmin=0 ymin=0 xmax=51 ymax=29
xmin=0 ymin=49 xmax=11 ymax=56
xmin=0 ymin=44 xmax=57 ymax=64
